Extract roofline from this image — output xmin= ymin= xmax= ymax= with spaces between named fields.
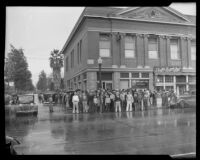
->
xmin=60 ymin=7 xmax=86 ymax=54
xmin=61 ymin=10 xmax=195 ymax=55
xmin=163 ymin=7 xmax=190 ymax=22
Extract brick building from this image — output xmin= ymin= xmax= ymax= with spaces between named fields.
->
xmin=61 ymin=7 xmax=196 ymax=95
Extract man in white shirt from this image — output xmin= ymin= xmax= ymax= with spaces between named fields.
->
xmin=72 ymin=92 xmax=79 ymax=114
xmin=126 ymin=92 xmax=134 ymax=112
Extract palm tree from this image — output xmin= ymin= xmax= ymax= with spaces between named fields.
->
xmin=49 ymin=49 xmax=63 ymax=91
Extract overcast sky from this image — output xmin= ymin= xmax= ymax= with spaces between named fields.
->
xmin=5 ymin=3 xmax=196 ymax=86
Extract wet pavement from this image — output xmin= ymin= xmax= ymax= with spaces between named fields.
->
xmin=5 ymin=95 xmax=196 ymax=155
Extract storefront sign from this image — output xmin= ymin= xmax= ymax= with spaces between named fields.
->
xmin=154 ymin=67 xmax=181 ymax=73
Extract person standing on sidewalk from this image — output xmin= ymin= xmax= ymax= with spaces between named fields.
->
xmin=72 ymin=91 xmax=79 ymax=114
xmin=126 ymin=92 xmax=134 ymax=112
xmin=133 ymin=91 xmax=138 ymax=111
xmin=49 ymin=95 xmax=54 ymax=113
xmin=82 ymin=91 xmax=88 ymax=113
xmin=115 ymin=92 xmax=122 ymax=112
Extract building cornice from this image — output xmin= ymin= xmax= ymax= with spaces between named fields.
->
xmin=85 ymin=15 xmax=195 ymax=26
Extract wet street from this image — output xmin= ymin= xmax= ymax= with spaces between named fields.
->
xmin=5 ymin=95 xmax=196 ymax=155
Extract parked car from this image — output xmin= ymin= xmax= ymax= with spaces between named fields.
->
xmin=16 ymin=94 xmax=38 ymax=116
xmin=5 ymin=94 xmax=38 ymax=116
xmin=169 ymin=91 xmax=196 ymax=109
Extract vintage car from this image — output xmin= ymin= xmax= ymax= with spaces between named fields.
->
xmin=5 ymin=94 xmax=38 ymax=116
xmin=16 ymin=94 xmax=38 ymax=116
xmin=42 ymin=91 xmax=56 ymax=106
xmin=169 ymin=91 xmax=196 ymax=109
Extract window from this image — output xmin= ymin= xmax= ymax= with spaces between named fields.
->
xmin=120 ymin=73 xmax=129 ymax=78
xmin=191 ymin=41 xmax=196 ymax=60
xmin=141 ymin=73 xmax=149 ymax=78
xmin=170 ymin=39 xmax=179 ymax=60
xmin=148 ymin=37 xmax=158 ymax=59
xmin=125 ymin=35 xmax=135 ymax=58
xmin=189 ymin=76 xmax=196 ymax=83
xmin=71 ymin=50 xmax=74 ymax=68
xmin=132 ymin=72 xmax=139 ymax=78
xmin=165 ymin=75 xmax=173 ymax=83
xmin=80 ymin=40 xmax=82 ymax=62
xmin=77 ymin=42 xmax=79 ymax=64
xmin=65 ymin=57 xmax=68 ymax=72
xmin=99 ymin=34 xmax=110 ymax=57
xmin=176 ymin=76 xmax=186 ymax=83
xmin=97 ymin=72 xmax=112 ymax=81
xmin=83 ymin=73 xmax=87 ymax=80
xmin=157 ymin=76 xmax=163 ymax=83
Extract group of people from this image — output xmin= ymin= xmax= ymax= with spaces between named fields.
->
xmin=67 ymin=88 xmax=177 ymax=114
xmin=38 ymin=88 xmax=177 ymax=114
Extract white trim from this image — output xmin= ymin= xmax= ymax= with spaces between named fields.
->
xmin=84 ymin=15 xmax=195 ymax=26
xmin=116 ymin=7 xmax=139 ymax=15
xmin=171 ymin=152 xmax=196 ymax=157
xmin=163 ymin=7 xmax=190 ymax=22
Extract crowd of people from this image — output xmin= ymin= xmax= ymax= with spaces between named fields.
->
xmin=38 ymin=88 xmax=178 ymax=114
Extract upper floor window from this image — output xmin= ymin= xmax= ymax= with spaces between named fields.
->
xmin=191 ymin=40 xmax=196 ymax=61
xmin=99 ymin=34 xmax=110 ymax=57
xmin=71 ymin=49 xmax=74 ymax=68
xmin=77 ymin=42 xmax=80 ymax=64
xmin=148 ymin=37 xmax=158 ymax=59
xmin=80 ymin=40 xmax=82 ymax=62
xmin=125 ymin=35 xmax=135 ymax=58
xmin=170 ymin=39 xmax=180 ymax=60
xmin=65 ymin=57 xmax=69 ymax=72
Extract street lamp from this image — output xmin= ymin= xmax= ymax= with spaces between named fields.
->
xmin=98 ymin=56 xmax=102 ymax=113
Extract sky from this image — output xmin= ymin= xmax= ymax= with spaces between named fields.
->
xmin=5 ymin=3 xmax=196 ymax=86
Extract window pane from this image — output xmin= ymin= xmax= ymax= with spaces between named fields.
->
xmin=100 ymin=34 xmax=110 ymax=41
xmin=132 ymin=73 xmax=139 ymax=78
xmin=176 ymin=76 xmax=186 ymax=83
xmin=157 ymin=76 xmax=163 ymax=82
xmin=120 ymin=73 xmax=129 ymax=78
xmin=99 ymin=41 xmax=110 ymax=49
xmin=189 ymin=76 xmax=196 ymax=82
xmin=125 ymin=50 xmax=135 ymax=58
xmin=142 ymin=73 xmax=149 ymax=78
xmin=170 ymin=45 xmax=178 ymax=59
xmin=165 ymin=76 xmax=173 ymax=83
xmin=125 ymin=36 xmax=134 ymax=42
xmin=191 ymin=46 xmax=196 ymax=60
xmin=148 ymin=43 xmax=157 ymax=51
xmin=100 ymin=49 xmax=110 ymax=57
xmin=170 ymin=39 xmax=178 ymax=44
xmin=148 ymin=51 xmax=158 ymax=59
xmin=125 ymin=42 xmax=134 ymax=49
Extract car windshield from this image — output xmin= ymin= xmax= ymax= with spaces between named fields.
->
xmin=18 ymin=95 xmax=34 ymax=104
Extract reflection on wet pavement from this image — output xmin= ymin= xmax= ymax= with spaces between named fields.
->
xmin=5 ymin=98 xmax=196 ymax=155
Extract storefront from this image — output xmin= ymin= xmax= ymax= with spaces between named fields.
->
xmin=97 ymin=72 xmax=113 ymax=90
xmin=154 ymin=66 xmax=196 ymax=95
xmin=119 ymin=72 xmax=150 ymax=90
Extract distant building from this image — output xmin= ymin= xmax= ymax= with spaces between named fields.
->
xmin=61 ymin=7 xmax=196 ymax=95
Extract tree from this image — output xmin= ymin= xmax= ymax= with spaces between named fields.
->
xmin=36 ymin=70 xmax=47 ymax=91
xmin=49 ymin=49 xmax=63 ymax=91
xmin=5 ymin=44 xmax=35 ymax=92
